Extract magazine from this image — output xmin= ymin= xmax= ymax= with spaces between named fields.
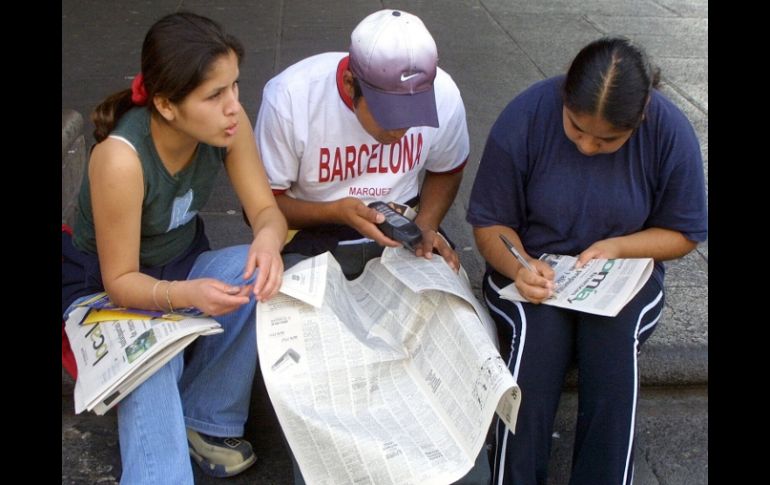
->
xmin=64 ymin=294 xmax=221 ymax=415
xmin=498 ymin=254 xmax=654 ymax=317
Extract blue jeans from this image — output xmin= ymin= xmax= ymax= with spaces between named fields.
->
xmin=68 ymin=245 xmax=259 ymax=485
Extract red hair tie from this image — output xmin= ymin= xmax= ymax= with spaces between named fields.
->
xmin=131 ymin=73 xmax=148 ymax=106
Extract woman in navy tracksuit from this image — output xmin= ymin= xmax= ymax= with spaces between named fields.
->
xmin=466 ymin=37 xmax=707 ymax=485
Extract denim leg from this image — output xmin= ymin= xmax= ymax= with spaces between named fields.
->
xmin=180 ymin=245 xmax=258 ymax=437
xmin=117 ymin=354 xmax=193 ymax=485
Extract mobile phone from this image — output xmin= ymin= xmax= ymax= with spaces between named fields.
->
xmin=368 ymin=201 xmax=423 ymax=250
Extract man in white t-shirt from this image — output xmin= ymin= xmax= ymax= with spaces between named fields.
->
xmin=255 ymin=9 xmax=490 ymax=485
xmin=255 ymin=9 xmax=470 ymax=280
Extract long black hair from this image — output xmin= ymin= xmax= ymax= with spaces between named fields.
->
xmin=562 ymin=37 xmax=660 ymax=130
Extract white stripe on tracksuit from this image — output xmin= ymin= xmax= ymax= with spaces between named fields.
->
xmin=621 ymin=290 xmax=662 ymax=485
xmin=485 ymin=275 xmax=527 ymax=485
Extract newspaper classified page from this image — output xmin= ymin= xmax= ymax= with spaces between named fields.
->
xmin=257 ymin=249 xmax=520 ymax=485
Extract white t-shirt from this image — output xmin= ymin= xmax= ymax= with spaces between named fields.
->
xmin=255 ymin=52 xmax=470 ymax=205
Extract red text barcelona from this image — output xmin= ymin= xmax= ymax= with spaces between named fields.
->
xmin=318 ymin=133 xmax=424 ymax=182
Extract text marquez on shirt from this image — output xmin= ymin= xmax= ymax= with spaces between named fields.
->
xmin=318 ymin=132 xmax=424 ymax=182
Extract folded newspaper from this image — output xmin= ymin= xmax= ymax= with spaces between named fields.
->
xmin=499 ymin=254 xmax=654 ymax=317
xmin=64 ymin=294 xmax=222 ymax=415
xmin=257 ymin=248 xmax=521 ymax=485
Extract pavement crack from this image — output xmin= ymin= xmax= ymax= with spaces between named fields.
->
xmin=478 ymin=0 xmax=547 ymax=78
xmin=273 ymin=0 xmax=285 ymax=73
xmin=582 ymin=14 xmax=607 ymax=35
xmin=651 ymin=0 xmax=682 ymax=16
xmin=660 ymin=79 xmax=708 ymax=115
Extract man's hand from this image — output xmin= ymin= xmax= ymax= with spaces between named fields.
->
xmin=414 ymin=228 xmax=460 ymax=272
xmin=336 ymin=197 xmax=401 ymax=247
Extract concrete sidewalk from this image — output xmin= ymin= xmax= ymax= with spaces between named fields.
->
xmin=62 ymin=1 xmax=708 ymax=484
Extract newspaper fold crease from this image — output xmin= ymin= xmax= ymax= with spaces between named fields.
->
xmin=257 ymin=248 xmax=521 ymax=485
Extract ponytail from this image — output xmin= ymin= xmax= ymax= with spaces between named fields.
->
xmin=91 ymin=89 xmax=135 ymax=143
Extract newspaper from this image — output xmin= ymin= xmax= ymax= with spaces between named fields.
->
xmin=257 ymin=248 xmax=521 ymax=485
xmin=64 ymin=295 xmax=222 ymax=415
xmin=499 ymin=254 xmax=654 ymax=317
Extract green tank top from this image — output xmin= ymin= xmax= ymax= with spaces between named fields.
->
xmin=73 ymin=107 xmax=225 ymax=267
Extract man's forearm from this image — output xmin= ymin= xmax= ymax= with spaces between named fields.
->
xmin=275 ymin=194 xmax=343 ymax=229
xmin=414 ymin=169 xmax=463 ymax=230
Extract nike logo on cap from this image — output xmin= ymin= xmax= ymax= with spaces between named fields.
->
xmin=400 ymin=72 xmax=420 ymax=82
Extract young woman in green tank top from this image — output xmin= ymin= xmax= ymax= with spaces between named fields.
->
xmin=62 ymin=12 xmax=287 ymax=483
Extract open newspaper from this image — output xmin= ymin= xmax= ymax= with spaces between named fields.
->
xmin=257 ymin=248 xmax=521 ymax=485
xmin=64 ymin=294 xmax=222 ymax=415
xmin=499 ymin=254 xmax=654 ymax=317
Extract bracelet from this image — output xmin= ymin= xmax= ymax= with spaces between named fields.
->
xmin=151 ymin=280 xmax=165 ymax=310
xmin=165 ymin=281 xmax=177 ymax=313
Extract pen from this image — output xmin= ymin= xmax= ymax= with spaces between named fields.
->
xmin=499 ymin=234 xmax=537 ymax=274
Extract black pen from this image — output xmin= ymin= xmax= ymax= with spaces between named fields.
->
xmin=499 ymin=234 xmax=537 ymax=274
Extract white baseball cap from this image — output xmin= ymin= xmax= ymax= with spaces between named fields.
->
xmin=348 ymin=9 xmax=439 ymax=130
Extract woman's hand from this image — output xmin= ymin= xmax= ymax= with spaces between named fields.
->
xmin=576 ymin=229 xmax=697 ymax=267
xmin=243 ymin=227 xmax=285 ymax=302
xmin=513 ymin=259 xmax=555 ymax=304
xmin=414 ymin=228 xmax=460 ymax=273
xmin=576 ymin=238 xmax=622 ymax=268
xmin=178 ymin=278 xmax=254 ymax=316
